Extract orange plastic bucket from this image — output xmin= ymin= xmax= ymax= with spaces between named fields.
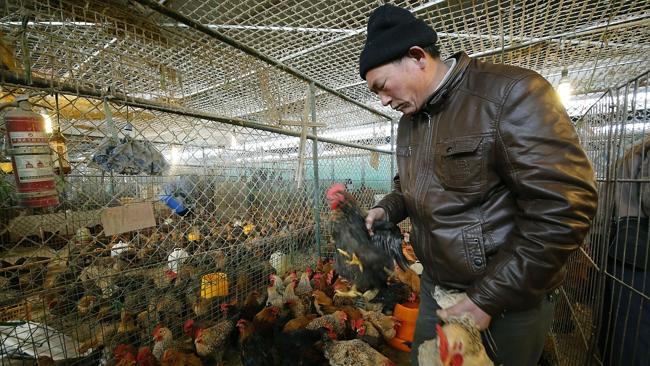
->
xmin=388 ymin=301 xmax=419 ymax=352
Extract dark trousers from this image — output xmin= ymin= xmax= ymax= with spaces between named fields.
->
xmin=411 ymin=273 xmax=554 ymax=366
xmin=598 ymin=261 xmax=650 ymax=365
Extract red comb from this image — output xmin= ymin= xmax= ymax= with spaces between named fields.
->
xmin=451 ymin=353 xmax=464 ymax=366
xmin=436 ymin=323 xmax=449 ymax=362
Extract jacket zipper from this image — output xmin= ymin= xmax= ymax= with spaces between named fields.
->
xmin=414 ymin=111 xmax=433 ymax=215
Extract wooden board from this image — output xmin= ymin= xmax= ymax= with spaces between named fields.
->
xmin=8 ymin=209 xmax=102 ymax=241
xmin=100 ymin=202 xmax=156 ymax=236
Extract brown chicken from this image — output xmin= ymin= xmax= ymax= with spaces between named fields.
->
xmin=160 ymin=349 xmax=203 ymax=366
xmin=283 ymin=314 xmax=318 ymax=333
xmin=136 ymin=347 xmax=159 ymax=366
xmin=77 ymin=295 xmax=98 ymax=316
xmin=253 ymin=306 xmax=281 ymax=340
xmin=312 ymin=290 xmax=335 ymax=316
xmin=240 ymin=290 xmax=264 ymax=321
xmin=392 ymin=265 xmax=421 ymax=294
xmin=361 ymin=310 xmax=398 ymax=340
xmin=114 ymin=344 xmax=137 ymax=366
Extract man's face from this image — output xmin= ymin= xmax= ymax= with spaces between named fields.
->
xmin=366 ymin=57 xmax=424 ymax=115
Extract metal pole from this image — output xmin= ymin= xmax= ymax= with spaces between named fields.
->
xmin=0 ymin=70 xmax=392 ymax=155
xmin=310 ymin=82 xmax=322 ymax=259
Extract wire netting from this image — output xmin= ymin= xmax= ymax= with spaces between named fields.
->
xmin=0 ymin=0 xmax=647 ymax=364
xmin=564 ymin=70 xmax=650 ymax=365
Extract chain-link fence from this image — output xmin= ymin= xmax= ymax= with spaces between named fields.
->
xmin=0 ymin=0 xmax=648 ymax=364
xmin=0 ymin=84 xmax=394 ymax=363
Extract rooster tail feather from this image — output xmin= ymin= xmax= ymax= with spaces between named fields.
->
xmin=371 ymin=220 xmax=411 ymax=271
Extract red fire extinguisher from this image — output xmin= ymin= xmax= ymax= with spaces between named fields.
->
xmin=1 ymin=95 xmax=59 ymax=208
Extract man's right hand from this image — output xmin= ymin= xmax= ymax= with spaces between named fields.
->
xmin=365 ymin=207 xmax=386 ymax=235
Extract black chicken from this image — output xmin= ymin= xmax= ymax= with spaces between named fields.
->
xmin=326 ymin=183 xmax=410 ymax=297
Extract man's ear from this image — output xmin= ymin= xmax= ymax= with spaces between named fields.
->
xmin=407 ymin=46 xmax=427 ymax=67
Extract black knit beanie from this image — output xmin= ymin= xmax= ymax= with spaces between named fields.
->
xmin=359 ymin=4 xmax=438 ymax=80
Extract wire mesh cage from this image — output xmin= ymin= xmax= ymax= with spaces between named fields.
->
xmin=566 ymin=70 xmax=650 ymax=365
xmin=0 ymin=0 xmax=647 ymax=365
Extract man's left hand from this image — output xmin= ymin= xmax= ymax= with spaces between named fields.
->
xmin=436 ymin=297 xmax=492 ymax=330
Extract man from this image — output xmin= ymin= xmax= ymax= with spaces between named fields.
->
xmin=360 ymin=4 xmax=598 ymax=365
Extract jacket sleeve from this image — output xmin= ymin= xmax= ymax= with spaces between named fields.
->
xmin=374 ymin=174 xmax=408 ymax=224
xmin=466 ymin=73 xmax=598 ymax=316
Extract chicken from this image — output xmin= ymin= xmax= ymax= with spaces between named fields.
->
xmin=282 ymin=280 xmax=300 ymax=305
xmin=152 ymin=325 xmax=173 ymax=361
xmin=360 ymin=309 xmax=398 ymax=340
xmin=311 ymin=272 xmax=328 ymax=293
xmin=313 ymin=290 xmax=336 ymax=316
xmin=191 ymin=304 xmax=237 ymax=366
xmin=191 ymin=296 xmax=220 ymax=321
xmin=392 ymin=265 xmax=421 ymax=294
xmin=240 ymin=290 xmax=265 ymax=321
xmin=237 ymin=319 xmax=274 ymax=366
xmin=306 ymin=310 xmax=349 ymax=339
xmin=77 ymin=295 xmax=98 ymax=317
xmin=274 ymin=326 xmax=328 ymax=366
xmin=322 ymin=333 xmax=395 ymax=366
xmin=267 ymin=283 xmax=284 ymax=307
xmin=253 ymin=306 xmax=282 ymax=340
xmin=77 ymin=322 xmax=117 ymax=354
xmin=137 ymin=347 xmax=159 ymax=366
xmin=326 ymin=183 xmax=410 ymax=295
xmin=417 ymin=317 xmax=493 ymax=366
xmin=283 ymin=314 xmax=318 ymax=333
xmin=271 ymin=274 xmax=285 ymax=293
xmin=118 ymin=309 xmax=139 ymax=346
xmin=371 ymin=281 xmax=416 ymax=315
xmin=351 ymin=318 xmax=383 ymax=350
xmin=160 ymin=349 xmax=203 ymax=366
xmin=114 ymin=344 xmax=137 ymax=366
xmin=286 ymin=298 xmax=307 ymax=318
xmin=295 ymin=271 xmax=313 ymax=310
xmin=282 ymin=271 xmax=297 ymax=288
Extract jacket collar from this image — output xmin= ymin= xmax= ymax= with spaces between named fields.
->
xmin=421 ymin=51 xmax=471 ymax=114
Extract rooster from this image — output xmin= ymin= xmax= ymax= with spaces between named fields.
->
xmin=237 ymin=319 xmax=274 ymax=366
xmin=417 ymin=316 xmax=493 ymax=366
xmin=152 ymin=325 xmax=173 ymax=361
xmin=326 ymin=183 xmax=410 ymax=297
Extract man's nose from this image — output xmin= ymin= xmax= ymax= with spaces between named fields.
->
xmin=379 ymin=94 xmax=392 ymax=107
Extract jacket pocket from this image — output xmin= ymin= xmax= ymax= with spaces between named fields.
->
xmin=435 ymin=135 xmax=485 ymax=192
xmin=462 ymin=223 xmax=486 ymax=273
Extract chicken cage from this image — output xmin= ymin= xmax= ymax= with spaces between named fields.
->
xmin=0 ymin=0 xmax=648 ymax=365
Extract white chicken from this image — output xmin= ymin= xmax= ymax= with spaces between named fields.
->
xmin=418 ymin=287 xmax=494 ymax=366
xmin=418 ymin=316 xmax=493 ymax=366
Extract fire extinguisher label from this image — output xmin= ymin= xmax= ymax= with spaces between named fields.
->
xmin=13 ymin=155 xmax=54 ymax=182
xmin=9 ymin=131 xmax=49 ymax=146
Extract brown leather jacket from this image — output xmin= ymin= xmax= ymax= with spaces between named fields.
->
xmin=376 ymin=51 xmax=598 ymax=316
